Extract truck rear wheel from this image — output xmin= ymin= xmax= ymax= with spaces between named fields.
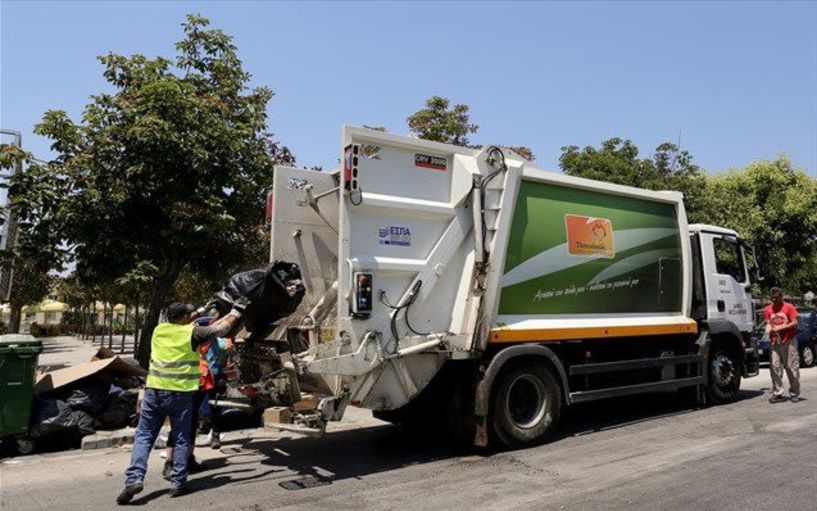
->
xmin=706 ymin=345 xmax=742 ymax=404
xmin=491 ymin=364 xmax=561 ymax=449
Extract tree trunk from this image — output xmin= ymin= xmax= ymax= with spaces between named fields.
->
xmin=102 ymin=302 xmax=108 ymax=347
xmin=138 ymin=293 xmax=164 ymax=369
xmin=133 ymin=303 xmax=140 ymax=355
xmin=108 ymin=304 xmax=114 ymax=348
xmin=9 ymin=300 xmax=22 ymax=334
xmin=81 ymin=304 xmax=88 ymax=340
xmin=137 ymin=263 xmax=184 ymax=368
xmin=91 ymin=301 xmax=97 ymax=343
xmin=121 ymin=306 xmax=128 ymax=353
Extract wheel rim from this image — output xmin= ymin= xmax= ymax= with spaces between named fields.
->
xmin=16 ymin=439 xmax=33 ymax=454
xmin=711 ymin=353 xmax=735 ymax=387
xmin=803 ymin=347 xmax=815 ymax=367
xmin=505 ymin=374 xmax=547 ymax=429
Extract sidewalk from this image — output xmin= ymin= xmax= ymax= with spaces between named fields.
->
xmin=36 ymin=335 xmax=138 ymax=372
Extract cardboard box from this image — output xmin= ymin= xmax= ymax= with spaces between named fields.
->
xmin=293 ymin=393 xmax=318 ymax=412
xmin=263 ymin=406 xmax=292 ymax=426
xmin=35 ymin=356 xmax=147 ymax=396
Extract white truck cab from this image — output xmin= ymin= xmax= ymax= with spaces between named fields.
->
xmin=689 ymin=224 xmax=755 ymax=333
xmin=688 ymin=224 xmax=760 ymax=382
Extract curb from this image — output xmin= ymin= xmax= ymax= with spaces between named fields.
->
xmin=80 ymin=428 xmax=136 ymax=450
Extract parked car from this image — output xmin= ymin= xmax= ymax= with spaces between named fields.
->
xmin=754 ymin=308 xmax=817 ymax=367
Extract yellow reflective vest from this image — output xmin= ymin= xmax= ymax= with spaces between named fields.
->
xmin=146 ymin=322 xmax=199 ymax=392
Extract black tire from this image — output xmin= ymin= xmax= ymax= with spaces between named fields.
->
xmin=491 ymin=364 xmax=561 ymax=449
xmin=706 ymin=345 xmax=742 ymax=405
xmin=16 ymin=438 xmax=34 ymax=455
xmin=800 ymin=344 xmax=816 ymax=368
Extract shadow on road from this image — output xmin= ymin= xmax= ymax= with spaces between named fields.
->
xmin=179 ymin=387 xmax=767 ymax=496
xmin=559 ymin=388 xmax=765 ymax=438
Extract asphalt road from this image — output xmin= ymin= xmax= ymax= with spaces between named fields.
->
xmin=2 ymin=367 xmax=815 ymax=511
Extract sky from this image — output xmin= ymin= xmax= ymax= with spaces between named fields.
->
xmin=1 ymin=1 xmax=816 ymax=178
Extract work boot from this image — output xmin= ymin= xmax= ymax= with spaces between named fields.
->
xmin=768 ymin=395 xmax=787 ymax=404
xmin=169 ymin=486 xmax=189 ymax=498
xmin=162 ymin=460 xmax=172 ymax=481
xmin=116 ymin=482 xmax=143 ymax=505
xmin=187 ymin=456 xmax=203 ymax=473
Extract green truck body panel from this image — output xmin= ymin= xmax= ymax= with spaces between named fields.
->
xmin=498 ymin=180 xmax=683 ymax=315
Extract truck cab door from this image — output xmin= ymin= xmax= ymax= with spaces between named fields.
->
xmin=699 ymin=232 xmax=753 ymax=333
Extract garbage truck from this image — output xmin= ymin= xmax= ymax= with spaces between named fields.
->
xmin=227 ymin=126 xmax=760 ymax=448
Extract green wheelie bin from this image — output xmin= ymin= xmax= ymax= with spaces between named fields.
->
xmin=0 ymin=334 xmax=43 ymax=454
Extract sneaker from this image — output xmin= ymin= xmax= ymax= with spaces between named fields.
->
xmin=790 ymin=396 xmax=803 ymax=403
xmin=162 ymin=460 xmax=172 ymax=481
xmin=169 ymin=486 xmax=189 ymax=498
xmin=209 ymin=432 xmax=221 ymax=450
xmin=116 ymin=482 xmax=143 ymax=505
xmin=768 ymin=395 xmax=787 ymax=404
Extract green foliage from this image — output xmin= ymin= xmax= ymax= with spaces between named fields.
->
xmin=507 ymin=146 xmax=536 ymax=161
xmin=701 ymin=157 xmax=817 ymax=292
xmin=10 ymin=259 xmax=53 ymax=309
xmin=0 ymin=145 xmax=64 ymax=332
xmin=407 ymin=96 xmax=478 ymax=146
xmin=8 ymin=14 xmax=294 ymax=362
xmin=559 ymin=138 xmax=700 ymax=191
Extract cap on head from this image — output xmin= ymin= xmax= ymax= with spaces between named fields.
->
xmin=167 ymin=303 xmax=195 ymax=322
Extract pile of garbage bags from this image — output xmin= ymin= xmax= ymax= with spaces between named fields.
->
xmin=30 ymin=352 xmax=146 ymax=447
xmin=31 ymin=384 xmax=140 ymax=439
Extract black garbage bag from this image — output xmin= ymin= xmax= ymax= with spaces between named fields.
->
xmin=29 ymin=399 xmax=74 ymax=439
xmin=94 ymin=389 xmax=139 ymax=429
xmin=65 ymin=385 xmax=111 ymax=414
xmin=214 ymin=261 xmax=306 ymax=340
xmin=71 ymin=410 xmax=96 ymax=437
xmin=29 ymin=399 xmax=96 ymax=439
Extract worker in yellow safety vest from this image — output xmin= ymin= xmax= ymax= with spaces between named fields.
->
xmin=117 ymin=299 xmax=248 ymax=504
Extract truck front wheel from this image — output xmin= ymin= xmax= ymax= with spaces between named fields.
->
xmin=706 ymin=345 xmax=742 ymax=404
xmin=491 ymin=364 xmax=561 ymax=449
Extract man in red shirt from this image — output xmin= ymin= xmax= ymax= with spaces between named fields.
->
xmin=764 ymin=288 xmax=800 ymax=403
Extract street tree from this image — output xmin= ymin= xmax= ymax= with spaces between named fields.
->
xmin=407 ymin=96 xmax=478 ymax=146
xmin=17 ymin=14 xmax=294 ymax=365
xmin=559 ymin=138 xmax=705 ymax=219
xmin=702 ymin=157 xmax=817 ymax=292
xmin=0 ymin=144 xmax=66 ymax=332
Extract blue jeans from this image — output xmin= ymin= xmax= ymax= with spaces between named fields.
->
xmin=125 ymin=388 xmax=194 ymax=489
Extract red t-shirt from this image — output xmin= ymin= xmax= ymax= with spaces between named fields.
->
xmin=764 ymin=302 xmax=798 ymax=344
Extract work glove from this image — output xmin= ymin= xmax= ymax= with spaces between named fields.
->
xmin=195 ymin=298 xmax=219 ymax=317
xmin=228 ymin=296 xmax=251 ymax=318
xmin=285 ymin=279 xmax=303 ymax=297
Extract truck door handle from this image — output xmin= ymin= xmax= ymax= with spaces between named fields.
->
xmin=717 ymin=300 xmax=725 ymax=312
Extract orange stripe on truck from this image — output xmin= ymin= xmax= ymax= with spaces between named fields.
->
xmin=489 ymin=321 xmax=698 ymax=343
